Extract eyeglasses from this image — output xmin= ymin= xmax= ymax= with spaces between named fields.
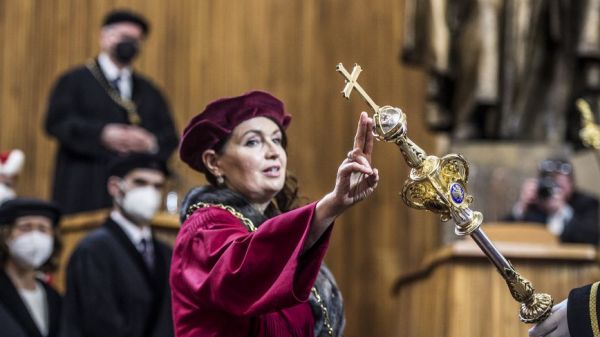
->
xmin=539 ymin=160 xmax=573 ymax=176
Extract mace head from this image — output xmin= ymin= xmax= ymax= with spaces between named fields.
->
xmin=374 ymin=106 xmax=407 ymax=142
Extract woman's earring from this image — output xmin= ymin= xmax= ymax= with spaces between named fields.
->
xmin=216 ymin=175 xmax=225 ymax=186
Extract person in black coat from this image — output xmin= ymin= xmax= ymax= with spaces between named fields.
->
xmin=61 ymin=154 xmax=173 ymax=337
xmin=44 ymin=9 xmax=178 ymax=214
xmin=0 ymin=198 xmax=63 ymax=337
xmin=506 ymin=158 xmax=599 ymax=245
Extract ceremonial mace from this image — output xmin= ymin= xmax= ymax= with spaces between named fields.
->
xmin=336 ymin=63 xmax=553 ymax=323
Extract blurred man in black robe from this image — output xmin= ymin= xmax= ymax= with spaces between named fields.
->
xmin=61 ymin=154 xmax=173 ymax=337
xmin=44 ymin=9 xmax=178 ymax=214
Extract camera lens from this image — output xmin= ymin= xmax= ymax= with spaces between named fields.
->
xmin=537 ymin=176 xmax=557 ymax=200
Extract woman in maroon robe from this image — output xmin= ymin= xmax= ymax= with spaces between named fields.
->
xmin=171 ymin=91 xmax=378 ymax=337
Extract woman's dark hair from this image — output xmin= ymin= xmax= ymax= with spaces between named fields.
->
xmin=0 ymin=223 xmax=62 ymax=272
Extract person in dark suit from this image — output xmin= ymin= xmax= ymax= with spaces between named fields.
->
xmin=61 ymin=154 xmax=173 ymax=337
xmin=0 ymin=198 xmax=62 ymax=337
xmin=44 ymin=9 xmax=178 ymax=214
xmin=506 ymin=158 xmax=599 ymax=245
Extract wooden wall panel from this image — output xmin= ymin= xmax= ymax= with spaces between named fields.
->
xmin=0 ymin=1 xmax=437 ymax=336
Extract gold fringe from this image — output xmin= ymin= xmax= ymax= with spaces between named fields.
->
xmin=590 ymin=281 xmax=600 ymax=337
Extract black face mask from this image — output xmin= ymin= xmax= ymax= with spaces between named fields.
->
xmin=113 ymin=40 xmax=139 ymax=64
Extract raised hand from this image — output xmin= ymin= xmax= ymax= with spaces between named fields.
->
xmin=307 ymin=112 xmax=379 ymax=251
xmin=330 ymin=111 xmax=379 ymax=210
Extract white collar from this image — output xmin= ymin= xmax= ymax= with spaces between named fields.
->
xmin=110 ymin=210 xmax=152 ymax=246
xmin=547 ymin=204 xmax=573 ymax=236
xmin=98 ymin=52 xmax=132 ymax=81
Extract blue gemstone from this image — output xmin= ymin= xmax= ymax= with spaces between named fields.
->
xmin=450 ymin=183 xmax=464 ymax=204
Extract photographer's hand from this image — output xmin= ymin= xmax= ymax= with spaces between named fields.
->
xmin=514 ymin=178 xmax=538 ymax=217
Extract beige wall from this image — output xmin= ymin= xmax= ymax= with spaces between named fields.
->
xmin=0 ymin=1 xmax=437 ymax=336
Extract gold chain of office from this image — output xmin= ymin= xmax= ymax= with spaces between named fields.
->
xmin=186 ymin=202 xmax=334 ymax=337
xmin=85 ymin=59 xmax=142 ymax=125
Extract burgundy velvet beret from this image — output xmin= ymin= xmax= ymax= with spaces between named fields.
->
xmin=179 ymin=91 xmax=292 ymax=173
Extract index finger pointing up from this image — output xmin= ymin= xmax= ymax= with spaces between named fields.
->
xmin=363 ymin=115 xmax=374 ymax=159
xmin=353 ymin=112 xmax=369 ymax=150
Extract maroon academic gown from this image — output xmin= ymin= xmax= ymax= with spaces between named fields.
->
xmin=170 ymin=202 xmax=332 ymax=337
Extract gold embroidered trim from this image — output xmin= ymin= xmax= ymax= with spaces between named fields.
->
xmin=590 ymin=281 xmax=600 ymax=337
xmin=186 ymin=202 xmax=257 ymax=232
xmin=186 ymin=201 xmax=333 ymax=336
xmin=85 ymin=59 xmax=141 ymax=125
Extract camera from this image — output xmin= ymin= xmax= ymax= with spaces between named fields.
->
xmin=536 ymin=159 xmax=572 ymax=201
xmin=537 ymin=175 xmax=559 ymax=200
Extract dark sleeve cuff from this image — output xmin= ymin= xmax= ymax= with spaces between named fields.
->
xmin=568 ymin=282 xmax=600 ymax=337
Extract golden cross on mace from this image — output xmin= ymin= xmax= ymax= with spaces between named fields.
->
xmin=336 ymin=62 xmax=553 ymax=324
xmin=336 ymin=63 xmax=380 ymax=112
xmin=337 ymin=63 xmax=412 ymax=146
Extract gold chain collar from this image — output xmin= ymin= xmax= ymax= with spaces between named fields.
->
xmin=186 ymin=202 xmax=257 ymax=232
xmin=186 ymin=202 xmax=334 ymax=336
xmin=85 ymin=59 xmax=141 ymax=125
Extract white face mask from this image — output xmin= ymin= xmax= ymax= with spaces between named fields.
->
xmin=119 ymin=185 xmax=162 ymax=223
xmin=8 ymin=231 xmax=54 ymax=269
xmin=0 ymin=183 xmax=16 ymax=204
